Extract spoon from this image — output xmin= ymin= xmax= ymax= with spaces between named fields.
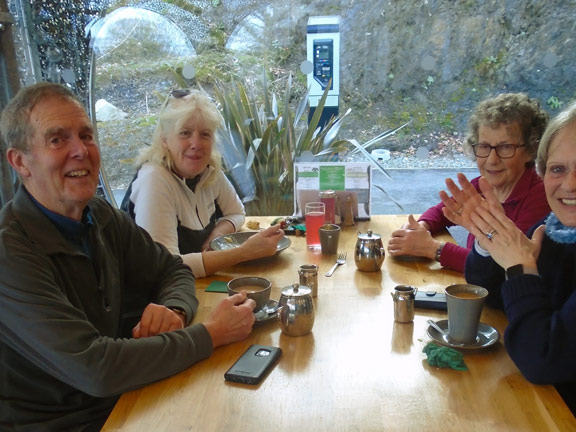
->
xmin=427 ymin=319 xmax=448 ymax=337
xmin=427 ymin=319 xmax=469 ymax=346
xmin=261 ymin=300 xmax=282 ymax=315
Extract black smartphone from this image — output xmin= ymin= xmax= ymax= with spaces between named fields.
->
xmin=224 ymin=344 xmax=282 ymax=385
xmin=414 ymin=290 xmax=447 ymax=310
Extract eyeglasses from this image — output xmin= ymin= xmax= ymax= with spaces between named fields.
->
xmin=472 ymin=143 xmax=526 ymax=159
xmin=170 ymin=89 xmax=191 ymax=99
xmin=161 ymin=89 xmax=191 ymax=109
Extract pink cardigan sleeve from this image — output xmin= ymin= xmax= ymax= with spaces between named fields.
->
xmin=418 ymin=202 xmax=470 ymax=272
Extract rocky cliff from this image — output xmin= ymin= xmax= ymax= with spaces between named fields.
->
xmin=224 ymin=0 xmax=576 ymax=134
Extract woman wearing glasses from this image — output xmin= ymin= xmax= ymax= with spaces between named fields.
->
xmin=440 ymin=100 xmax=576 ymax=415
xmin=122 ymin=89 xmax=284 ymax=278
xmin=387 ymin=93 xmax=551 ymax=272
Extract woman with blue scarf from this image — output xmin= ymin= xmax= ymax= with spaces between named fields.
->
xmin=439 ymin=100 xmax=576 ymax=415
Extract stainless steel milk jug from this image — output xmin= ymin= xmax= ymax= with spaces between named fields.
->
xmin=391 ymin=285 xmax=418 ymax=323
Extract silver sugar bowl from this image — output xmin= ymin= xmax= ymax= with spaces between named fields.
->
xmin=278 ymin=283 xmax=315 ymax=336
xmin=354 ymin=230 xmax=385 ymax=272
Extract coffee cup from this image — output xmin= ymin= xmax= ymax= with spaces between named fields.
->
xmin=227 ymin=276 xmax=271 ymax=312
xmin=445 ymin=284 xmax=488 ymax=344
xmin=319 ymin=224 xmax=341 ymax=254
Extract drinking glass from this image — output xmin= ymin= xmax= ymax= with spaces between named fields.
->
xmin=305 ymin=202 xmax=325 ymax=249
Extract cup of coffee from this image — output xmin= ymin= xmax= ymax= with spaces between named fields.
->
xmin=227 ymin=276 xmax=272 ymax=312
xmin=319 ymin=224 xmax=341 ymax=254
xmin=445 ymin=284 xmax=488 ymax=344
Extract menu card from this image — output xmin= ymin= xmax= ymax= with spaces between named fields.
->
xmin=293 ymin=162 xmax=371 ymax=220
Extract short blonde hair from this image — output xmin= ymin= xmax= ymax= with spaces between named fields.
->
xmin=138 ymin=89 xmax=223 ymax=173
xmin=537 ymin=100 xmax=576 ymax=176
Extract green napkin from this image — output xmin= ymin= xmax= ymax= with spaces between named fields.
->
xmin=205 ymin=281 xmax=229 ymax=293
xmin=423 ymin=342 xmax=468 ymax=371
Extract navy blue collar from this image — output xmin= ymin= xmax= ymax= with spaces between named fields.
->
xmin=24 ymin=187 xmax=94 ymax=250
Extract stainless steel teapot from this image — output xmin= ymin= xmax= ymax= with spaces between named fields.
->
xmin=354 ymin=230 xmax=385 ymax=272
xmin=278 ymin=283 xmax=315 ymax=336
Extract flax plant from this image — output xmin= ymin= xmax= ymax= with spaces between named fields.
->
xmin=214 ymin=74 xmax=349 ymax=216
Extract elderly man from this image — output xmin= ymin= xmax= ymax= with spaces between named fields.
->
xmin=0 ymin=82 xmax=256 ymax=431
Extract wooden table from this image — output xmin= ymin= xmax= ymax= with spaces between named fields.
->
xmin=103 ymin=216 xmax=575 ymax=431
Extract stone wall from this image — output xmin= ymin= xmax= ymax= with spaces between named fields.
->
xmin=237 ymin=0 xmax=576 ymax=131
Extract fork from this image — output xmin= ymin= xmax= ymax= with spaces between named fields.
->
xmin=325 ymin=251 xmax=347 ymax=277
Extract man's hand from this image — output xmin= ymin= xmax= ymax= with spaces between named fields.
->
xmin=132 ymin=303 xmax=185 ymax=339
xmin=203 ymin=292 xmax=256 ymax=348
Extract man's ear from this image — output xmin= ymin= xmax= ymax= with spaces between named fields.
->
xmin=6 ymin=148 xmax=31 ymax=178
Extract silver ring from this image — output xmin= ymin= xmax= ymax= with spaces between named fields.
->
xmin=485 ymin=229 xmax=497 ymax=240
xmin=454 ymin=207 xmax=463 ymax=216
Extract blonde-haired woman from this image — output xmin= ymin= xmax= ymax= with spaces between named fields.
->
xmin=122 ymin=89 xmax=283 ymax=278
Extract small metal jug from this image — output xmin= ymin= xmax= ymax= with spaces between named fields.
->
xmin=278 ymin=283 xmax=315 ymax=336
xmin=299 ymin=264 xmax=318 ymax=297
xmin=391 ymin=285 xmax=418 ymax=323
xmin=354 ymin=230 xmax=385 ymax=271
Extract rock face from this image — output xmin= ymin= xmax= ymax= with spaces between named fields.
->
xmin=338 ymin=0 xmax=575 ymax=101
xmin=95 ymin=99 xmax=128 ymax=122
xmin=239 ymin=0 xmax=576 ymax=129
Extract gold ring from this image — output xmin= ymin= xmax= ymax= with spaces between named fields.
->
xmin=485 ymin=229 xmax=497 ymax=240
xmin=454 ymin=207 xmax=463 ymax=216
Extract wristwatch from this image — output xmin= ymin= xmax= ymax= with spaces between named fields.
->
xmin=169 ymin=307 xmax=188 ymax=324
xmin=434 ymin=242 xmax=445 ymax=262
xmin=505 ymin=264 xmax=524 ymax=280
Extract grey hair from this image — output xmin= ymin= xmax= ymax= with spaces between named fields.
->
xmin=0 ymin=82 xmax=82 ymax=152
xmin=464 ymin=93 xmax=549 ymax=164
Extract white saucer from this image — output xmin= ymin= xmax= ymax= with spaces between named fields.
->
xmin=426 ymin=319 xmax=499 ymax=349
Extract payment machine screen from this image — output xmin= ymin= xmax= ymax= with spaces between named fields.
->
xmin=313 ymin=39 xmax=333 ymax=89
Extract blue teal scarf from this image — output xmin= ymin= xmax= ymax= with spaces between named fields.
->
xmin=545 ymin=213 xmax=576 ymax=244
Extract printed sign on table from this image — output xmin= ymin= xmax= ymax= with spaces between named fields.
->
xmin=293 ymin=162 xmax=371 ymax=220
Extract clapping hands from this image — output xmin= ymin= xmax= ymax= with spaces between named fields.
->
xmin=439 ymin=173 xmax=543 ymax=271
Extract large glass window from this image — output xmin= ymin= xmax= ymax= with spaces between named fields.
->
xmin=91 ymin=6 xmax=197 ymax=203
xmin=2 ymin=0 xmax=575 ymax=214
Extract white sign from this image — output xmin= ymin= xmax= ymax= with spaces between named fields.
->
xmin=293 ymin=162 xmax=371 ymax=220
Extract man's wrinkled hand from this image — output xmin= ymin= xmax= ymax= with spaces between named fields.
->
xmin=132 ymin=303 xmax=185 ymax=339
xmin=203 ymin=292 xmax=256 ymax=348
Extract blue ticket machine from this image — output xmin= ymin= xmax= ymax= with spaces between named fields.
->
xmin=307 ymin=16 xmax=340 ymax=128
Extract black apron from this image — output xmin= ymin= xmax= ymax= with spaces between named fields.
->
xmin=121 ymin=171 xmax=223 ymax=253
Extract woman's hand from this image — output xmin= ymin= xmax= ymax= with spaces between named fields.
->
xmin=240 ymin=224 xmax=285 ymax=260
xmin=441 ymin=174 xmax=542 ymax=271
xmin=439 ymin=172 xmax=487 ymax=231
xmin=387 ymin=214 xmax=441 ymax=260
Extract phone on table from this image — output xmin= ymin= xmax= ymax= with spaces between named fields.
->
xmin=224 ymin=344 xmax=282 ymax=385
xmin=414 ymin=290 xmax=447 ymax=310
